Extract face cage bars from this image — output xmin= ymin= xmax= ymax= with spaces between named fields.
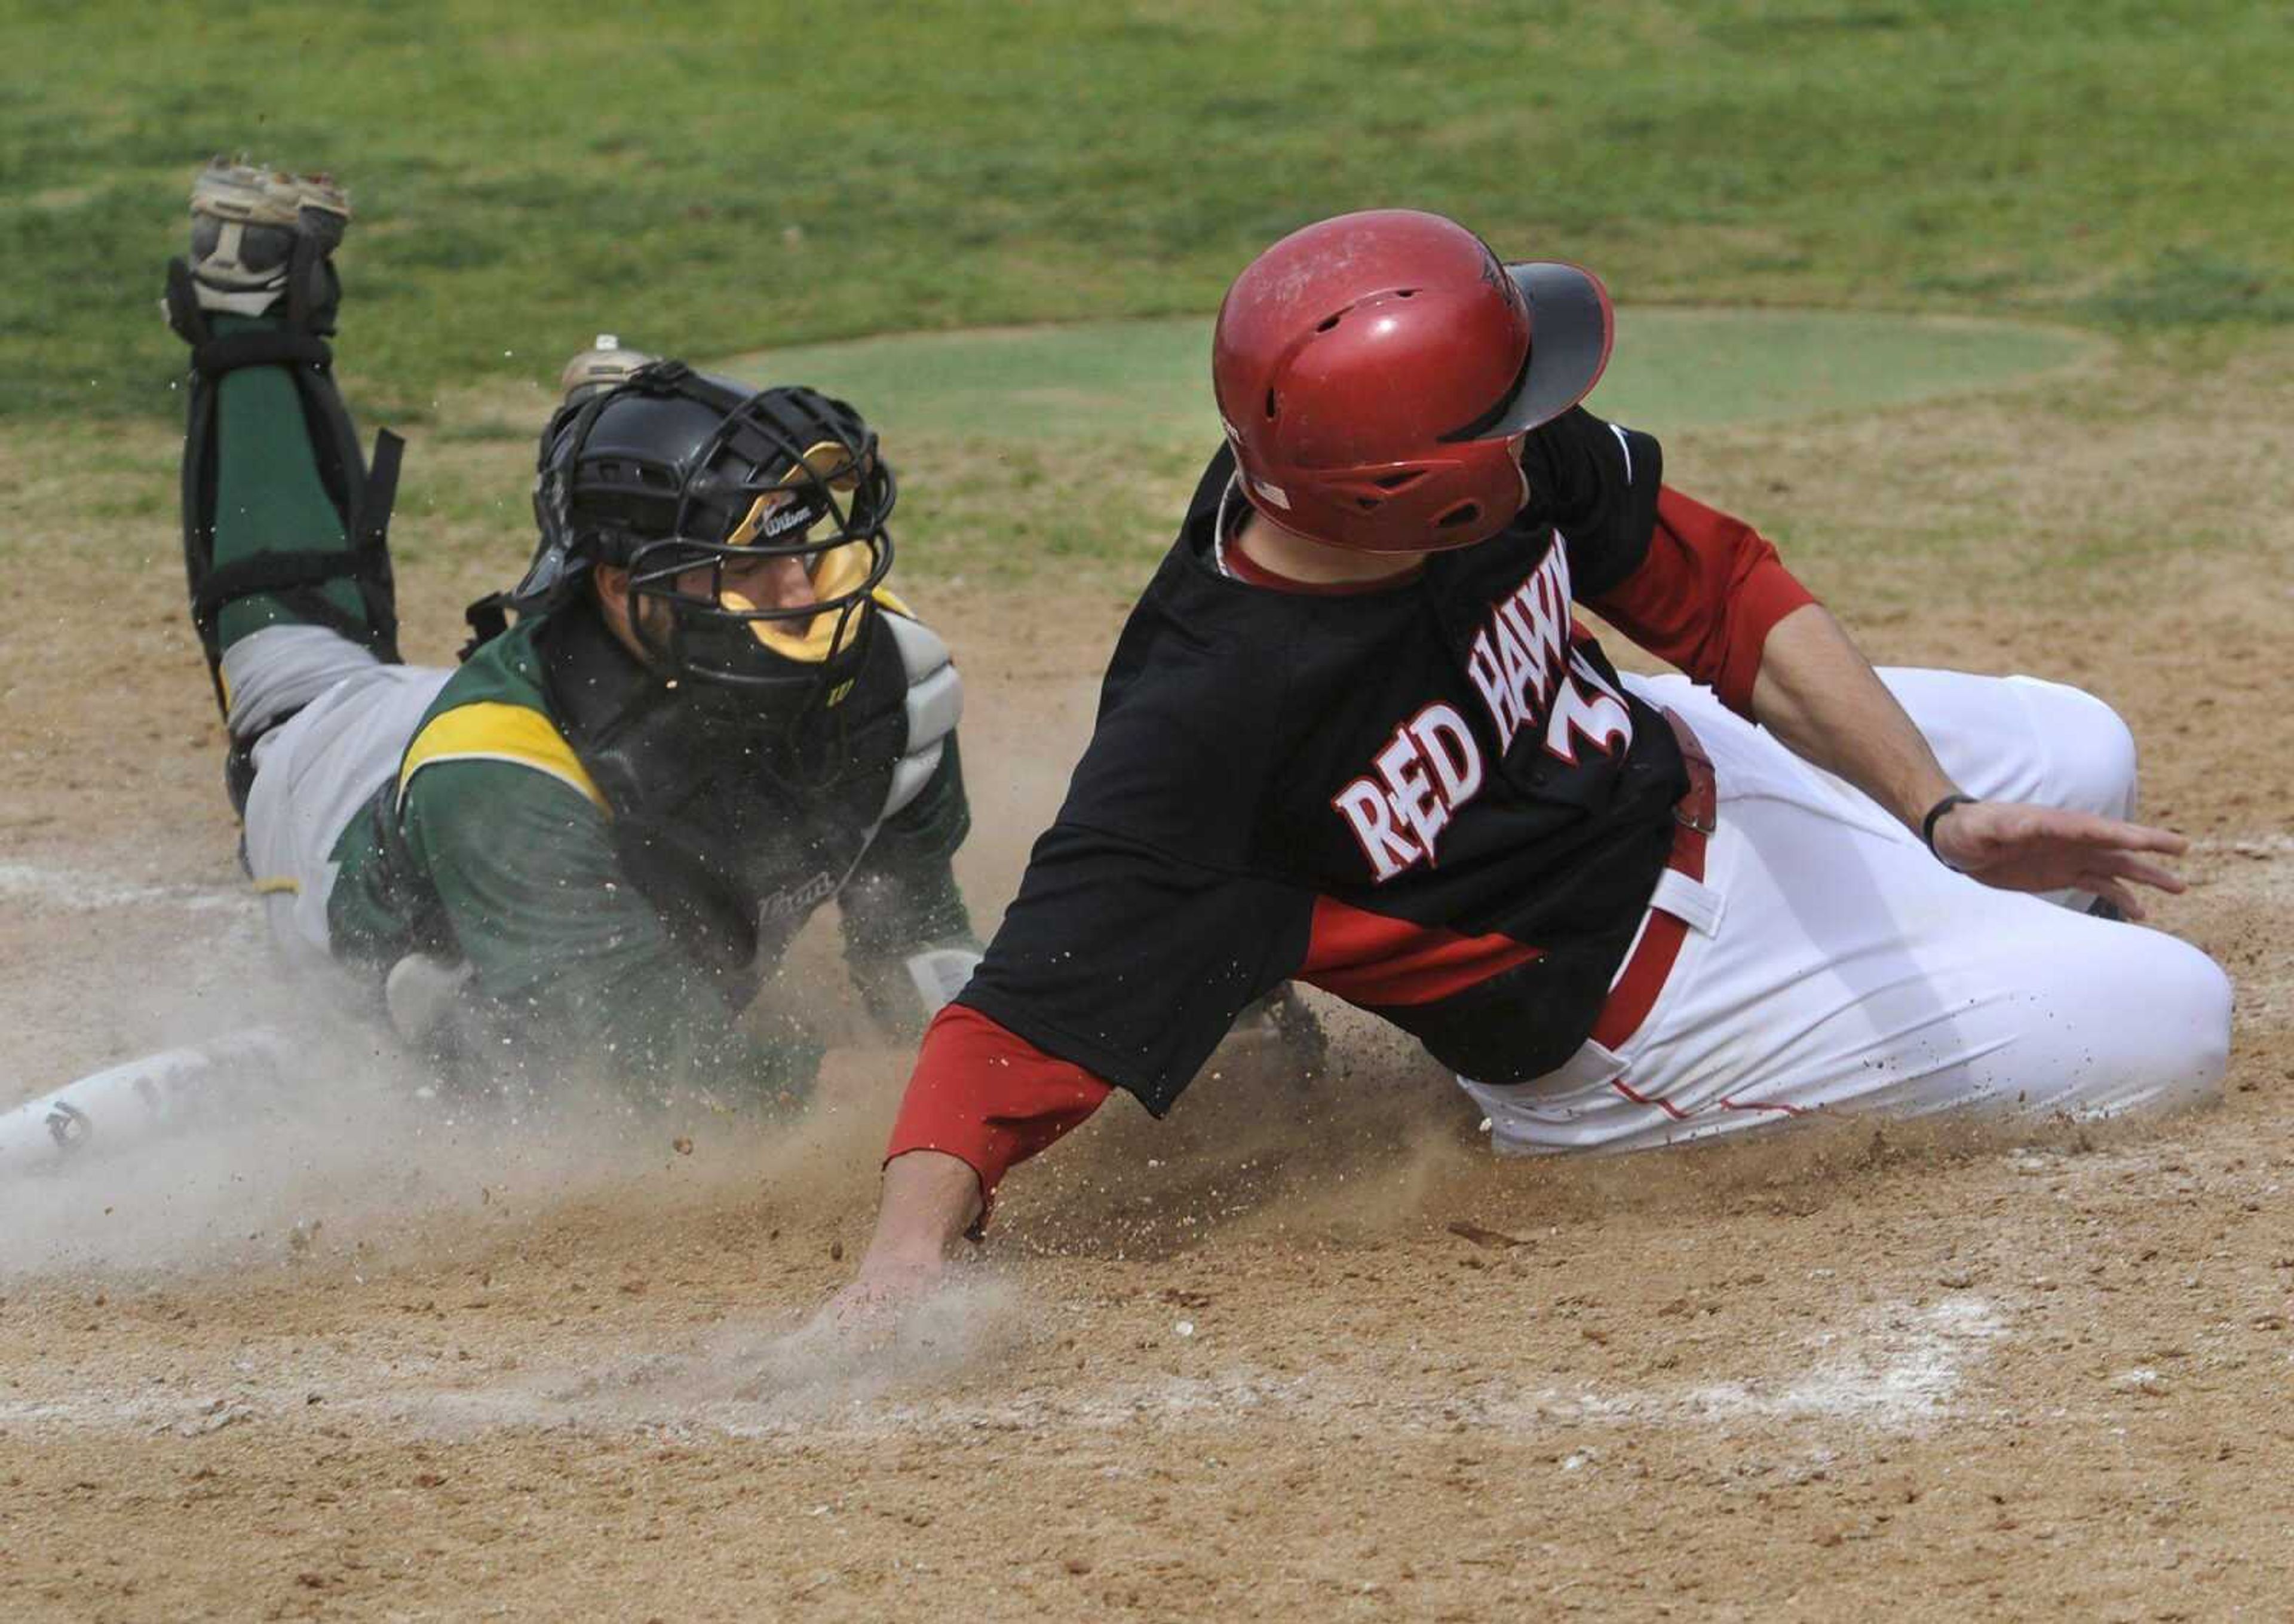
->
xmin=619 ymin=400 xmax=898 ymax=692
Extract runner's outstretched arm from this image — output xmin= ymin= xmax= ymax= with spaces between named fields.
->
xmin=1750 ymin=602 xmax=2186 ymax=917
xmin=804 ymin=1003 xmax=1114 ymax=1336
xmin=812 ymin=1150 xmax=982 ymax=1334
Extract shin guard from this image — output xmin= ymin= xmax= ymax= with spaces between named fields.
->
xmin=171 ymin=264 xmax=402 ymax=724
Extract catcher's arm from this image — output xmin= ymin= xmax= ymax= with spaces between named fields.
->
xmin=839 ymin=737 xmax=982 ymax=1037
xmin=383 ymin=759 xmax=823 ymax=1103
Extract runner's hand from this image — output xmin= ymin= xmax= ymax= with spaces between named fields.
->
xmin=1930 ymin=801 xmax=2187 ymax=920
xmin=799 ymin=1255 xmax=947 ymax=1348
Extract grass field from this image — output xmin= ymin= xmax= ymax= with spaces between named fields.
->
xmin=12 ymin=1 xmax=2281 ymax=587
xmin=7 ymin=0 xmax=2287 ymax=426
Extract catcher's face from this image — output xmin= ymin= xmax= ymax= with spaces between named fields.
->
xmin=593 ymin=550 xmax=821 ymax=664
xmin=691 ymin=548 xmax=821 ymax=630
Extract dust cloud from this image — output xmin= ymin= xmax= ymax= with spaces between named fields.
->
xmin=0 ymin=953 xmax=894 ymax=1284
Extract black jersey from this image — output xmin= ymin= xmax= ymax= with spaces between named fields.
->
xmin=957 ymin=408 xmax=1689 ymax=1113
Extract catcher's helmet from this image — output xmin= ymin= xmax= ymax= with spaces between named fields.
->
xmin=1211 ymin=209 xmax=1614 ymax=554
xmin=513 ymin=361 xmax=895 ymax=693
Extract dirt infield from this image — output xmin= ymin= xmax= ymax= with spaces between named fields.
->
xmin=2 ymin=335 xmax=2290 ymax=1620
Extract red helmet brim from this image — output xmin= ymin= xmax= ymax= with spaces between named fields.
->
xmin=1455 ymin=261 xmax=1615 ymax=441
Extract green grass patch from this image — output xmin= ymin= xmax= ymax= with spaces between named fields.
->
xmin=2080 ymin=253 xmax=2294 ymax=328
xmin=7 ymin=1 xmax=2284 ymax=423
xmin=731 ymin=308 xmax=2093 ymax=448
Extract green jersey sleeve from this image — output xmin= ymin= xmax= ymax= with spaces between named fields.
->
xmin=398 ymin=759 xmax=818 ymax=1106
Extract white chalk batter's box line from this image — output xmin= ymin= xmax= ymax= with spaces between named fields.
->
xmin=0 ymin=1296 xmax=2020 ymax=1447
xmin=0 ymin=860 xmax=253 ymax=916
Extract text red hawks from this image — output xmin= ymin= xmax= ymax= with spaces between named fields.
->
xmin=1337 ymin=538 xmax=1636 ymax=882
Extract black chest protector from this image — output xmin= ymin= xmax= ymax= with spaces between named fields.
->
xmin=538 ymin=610 xmax=912 ymax=999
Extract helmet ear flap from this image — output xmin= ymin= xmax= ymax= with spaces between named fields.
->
xmin=535 ymin=398 xmax=582 ymax=473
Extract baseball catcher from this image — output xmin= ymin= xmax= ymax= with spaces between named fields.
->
xmin=159 ymin=160 xmax=979 ymax=1110
xmin=818 ymin=208 xmax=2233 ymax=1324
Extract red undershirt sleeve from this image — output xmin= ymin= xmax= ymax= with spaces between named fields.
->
xmin=885 ymin=1002 xmax=1114 ymax=1219
xmin=1588 ymin=484 xmax=1817 ymax=715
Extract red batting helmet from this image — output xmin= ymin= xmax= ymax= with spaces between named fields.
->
xmin=1211 ymin=209 xmax=1614 ymax=554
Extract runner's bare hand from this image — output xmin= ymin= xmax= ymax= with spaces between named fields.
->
xmin=1931 ymin=801 xmax=2188 ymax=920
xmin=798 ymin=1256 xmax=947 ymax=1349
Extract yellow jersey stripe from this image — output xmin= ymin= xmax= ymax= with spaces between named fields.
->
xmin=396 ymin=702 xmax=609 ymax=816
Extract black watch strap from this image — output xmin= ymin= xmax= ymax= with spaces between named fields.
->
xmin=1921 ymin=793 xmax=1980 ymax=864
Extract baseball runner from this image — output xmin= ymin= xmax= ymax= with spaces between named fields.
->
xmin=158 ymin=159 xmax=982 ymax=1110
xmin=817 ymin=209 xmax=2233 ymax=1322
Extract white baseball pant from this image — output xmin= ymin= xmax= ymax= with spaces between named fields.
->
xmin=225 ymin=623 xmax=452 ymax=969
xmin=1458 ymin=670 xmax=2232 ymax=1152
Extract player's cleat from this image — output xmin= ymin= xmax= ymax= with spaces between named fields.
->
xmin=167 ymin=159 xmax=402 ymax=725
xmin=183 ymin=159 xmax=349 ymax=315
xmin=558 ymin=334 xmax=659 ymax=406
xmin=164 ymin=159 xmax=351 ymax=346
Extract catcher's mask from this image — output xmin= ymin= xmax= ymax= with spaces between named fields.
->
xmin=516 ymin=361 xmax=895 ymax=701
